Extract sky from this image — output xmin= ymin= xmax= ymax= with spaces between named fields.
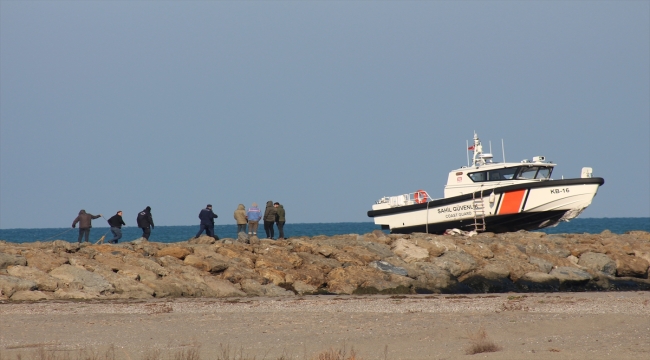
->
xmin=1 ymin=1 xmax=649 ymax=229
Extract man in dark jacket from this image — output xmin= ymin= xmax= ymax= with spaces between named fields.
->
xmin=274 ymin=202 xmax=286 ymax=240
xmin=195 ymin=204 xmax=219 ymax=240
xmin=72 ymin=210 xmax=102 ymax=243
xmin=263 ymin=200 xmax=278 ymax=239
xmin=107 ymin=211 xmax=126 ymax=244
xmin=137 ymin=206 xmax=154 ymax=240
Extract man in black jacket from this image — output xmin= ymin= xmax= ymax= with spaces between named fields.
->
xmin=195 ymin=204 xmax=219 ymax=240
xmin=107 ymin=211 xmax=126 ymax=244
xmin=137 ymin=206 xmax=154 ymax=240
xmin=72 ymin=209 xmax=102 ymax=243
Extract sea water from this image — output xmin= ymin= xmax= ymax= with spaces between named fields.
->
xmin=0 ymin=218 xmax=648 ymax=244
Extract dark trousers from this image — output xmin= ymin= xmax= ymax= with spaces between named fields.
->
xmin=237 ymin=224 xmax=247 ymax=233
xmin=264 ymin=221 xmax=275 ymax=239
xmin=276 ymin=221 xmax=285 ymax=239
xmin=109 ymin=227 xmax=122 ymax=243
xmin=77 ymin=228 xmax=90 ymax=243
xmin=195 ymin=224 xmax=217 ymax=239
xmin=141 ymin=226 xmax=151 ymax=240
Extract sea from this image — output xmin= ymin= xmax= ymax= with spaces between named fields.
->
xmin=0 ymin=218 xmax=648 ymax=244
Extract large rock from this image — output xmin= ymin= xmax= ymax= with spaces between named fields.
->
xmin=610 ymin=253 xmax=649 ymax=278
xmin=239 ymin=279 xmax=293 ymax=296
xmin=549 ymin=266 xmax=593 ymax=287
xmin=183 ymin=254 xmax=229 ymax=273
xmin=0 ymin=253 xmax=27 ymax=269
xmin=157 ymin=246 xmax=192 ymax=260
xmin=430 ymin=251 xmax=477 ymax=278
xmin=462 ymin=263 xmax=515 ymax=293
xmin=326 ymin=266 xmax=407 ymax=294
xmin=391 ymin=239 xmax=429 ymax=263
xmin=10 ymin=290 xmax=52 ymax=301
xmin=578 ymin=252 xmax=616 ymax=276
xmin=7 ymin=265 xmax=59 ymax=291
xmin=49 ymin=264 xmax=114 ymax=294
xmin=412 ymin=263 xmax=454 ymax=293
xmin=202 ymin=277 xmax=246 ymax=297
xmin=0 ymin=275 xmax=37 ymax=297
xmin=25 ymin=251 xmax=68 ymax=272
xmin=529 ymin=256 xmax=554 ymax=274
xmin=369 ymin=260 xmax=408 ymax=276
xmin=516 ymin=272 xmax=560 ymax=292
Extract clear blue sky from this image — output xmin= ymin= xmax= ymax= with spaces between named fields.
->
xmin=1 ymin=1 xmax=648 ymax=229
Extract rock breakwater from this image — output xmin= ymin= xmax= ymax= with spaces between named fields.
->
xmin=1 ymin=230 xmax=649 ymax=300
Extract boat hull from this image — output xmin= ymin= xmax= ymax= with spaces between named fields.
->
xmin=367 ymin=178 xmax=604 ymax=234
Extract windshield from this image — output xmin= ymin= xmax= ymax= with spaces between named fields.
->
xmin=518 ymin=166 xmax=553 ymax=180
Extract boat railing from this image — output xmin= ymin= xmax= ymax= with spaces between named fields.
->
xmin=376 ymin=190 xmax=437 ymax=207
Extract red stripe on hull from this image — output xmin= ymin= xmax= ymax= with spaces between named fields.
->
xmin=498 ymin=189 xmax=527 ymax=214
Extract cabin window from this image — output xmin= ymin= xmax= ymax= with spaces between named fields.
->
xmin=518 ymin=166 xmax=540 ymax=179
xmin=536 ymin=167 xmax=552 ymax=179
xmin=468 ymin=172 xmax=486 ymax=182
xmin=488 ymin=168 xmax=518 ymax=181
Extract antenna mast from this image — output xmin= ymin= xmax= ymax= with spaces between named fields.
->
xmin=501 ymin=139 xmax=505 ymax=163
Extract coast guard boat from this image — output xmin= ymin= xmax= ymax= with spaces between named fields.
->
xmin=367 ymin=133 xmax=604 ymax=234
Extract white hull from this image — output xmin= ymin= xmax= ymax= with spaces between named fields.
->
xmin=369 ymin=178 xmax=603 ymax=234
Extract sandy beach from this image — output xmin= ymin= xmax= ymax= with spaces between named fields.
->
xmin=1 ymin=292 xmax=649 ymax=359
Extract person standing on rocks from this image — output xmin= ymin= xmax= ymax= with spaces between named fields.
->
xmin=107 ymin=211 xmax=126 ymax=244
xmin=263 ymin=200 xmax=278 ymax=239
xmin=195 ymin=204 xmax=219 ymax=240
xmin=234 ymin=204 xmax=248 ymax=234
xmin=72 ymin=210 xmax=102 ymax=243
xmin=137 ymin=206 xmax=154 ymax=240
xmin=274 ymin=202 xmax=286 ymax=240
xmin=247 ymin=202 xmax=262 ymax=236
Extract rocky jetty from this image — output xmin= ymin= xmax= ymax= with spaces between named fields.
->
xmin=1 ymin=230 xmax=649 ymax=301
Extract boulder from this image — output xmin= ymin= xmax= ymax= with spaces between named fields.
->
xmin=140 ymin=279 xmax=185 ymax=298
xmin=516 ymin=272 xmax=560 ymax=292
xmin=124 ymin=255 xmax=169 ymax=277
xmin=292 ymin=280 xmax=318 ymax=295
xmin=49 ymin=264 xmax=114 ymax=294
xmin=6 ymin=265 xmax=59 ymax=291
xmin=284 ymin=265 xmax=327 ymax=288
xmin=528 ymin=256 xmax=553 ymax=274
xmin=578 ymin=252 xmax=616 ymax=276
xmin=0 ymin=253 xmax=27 ymax=269
xmin=549 ymin=266 xmax=593 ymax=284
xmin=92 ymin=268 xmax=154 ymax=299
xmin=239 ymin=279 xmax=293 ymax=296
xmin=10 ymin=290 xmax=52 ymax=301
xmin=0 ymin=275 xmax=38 ymax=297
xmin=202 ymin=277 xmax=246 ymax=297
xmin=369 ymin=260 xmax=408 ymax=277
xmin=188 ymin=236 xmax=216 ymax=245
xmin=25 ymin=251 xmax=68 ymax=272
xmin=236 ymin=232 xmax=249 ymax=244
xmin=611 ymin=253 xmax=649 ymax=278
xmin=462 ymin=263 xmax=515 ymax=293
xmin=184 ymin=254 xmax=228 ymax=273
xmin=391 ymin=239 xmax=429 ymax=263
xmin=53 ymin=288 xmax=97 ymax=300
xmin=430 ymin=251 xmax=477 ymax=278
xmin=411 ymin=263 xmax=454 ymax=293
xmin=157 ymin=246 xmax=192 ymax=260
xmin=326 ymin=266 xmax=409 ymax=295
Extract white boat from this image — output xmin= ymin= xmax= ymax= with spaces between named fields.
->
xmin=367 ymin=133 xmax=604 ymax=234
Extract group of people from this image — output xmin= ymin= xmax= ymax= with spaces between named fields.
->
xmin=234 ymin=201 xmax=286 ymax=240
xmin=71 ymin=206 xmax=154 ymax=244
xmin=72 ymin=201 xmax=286 ymax=245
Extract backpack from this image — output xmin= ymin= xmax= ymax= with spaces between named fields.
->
xmin=137 ymin=211 xmax=146 ymax=227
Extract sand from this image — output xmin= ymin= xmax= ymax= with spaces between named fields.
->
xmin=1 ymin=292 xmax=649 ymax=359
